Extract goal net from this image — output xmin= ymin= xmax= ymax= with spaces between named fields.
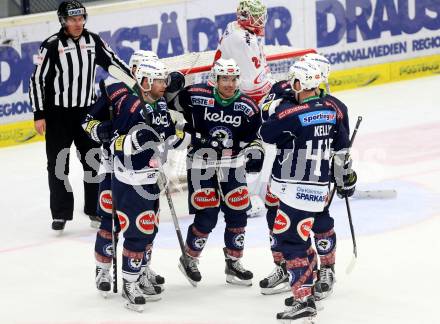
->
xmin=161 ymin=46 xmax=316 ymax=191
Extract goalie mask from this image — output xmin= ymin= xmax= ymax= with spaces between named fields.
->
xmin=237 ymin=0 xmax=267 ymax=36
xmin=135 ymin=60 xmax=169 ymax=92
xmin=288 ymin=61 xmax=322 ymax=95
xmin=57 ymin=1 xmax=88 ymax=27
xmin=210 ymin=58 xmax=241 ymax=89
xmin=129 ymin=50 xmax=159 ymax=71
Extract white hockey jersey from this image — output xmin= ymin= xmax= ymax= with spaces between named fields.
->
xmin=215 ymin=21 xmax=273 ymax=103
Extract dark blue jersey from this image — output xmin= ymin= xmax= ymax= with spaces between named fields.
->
xmin=262 ymin=81 xmax=350 ymax=136
xmin=109 ymin=86 xmax=175 ymax=171
xmin=171 ymin=83 xmax=261 ymax=157
xmin=260 ymin=95 xmax=349 ymax=185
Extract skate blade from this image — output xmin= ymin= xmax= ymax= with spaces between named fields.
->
xmin=280 ymin=317 xmax=317 ymax=324
xmin=314 ymin=289 xmax=333 ymax=301
xmin=124 ymin=301 xmax=144 ymax=313
xmin=143 ymin=294 xmax=162 ymax=302
xmin=315 ymin=301 xmax=324 ymax=312
xmin=261 ymin=282 xmax=291 ymax=295
xmin=178 ymin=263 xmax=198 ymax=287
xmin=53 ymin=229 xmax=64 ymax=237
xmin=226 ymin=275 xmax=252 ymax=287
xmin=99 ymin=290 xmax=109 ymax=299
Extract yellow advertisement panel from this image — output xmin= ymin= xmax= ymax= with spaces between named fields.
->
xmin=0 ymin=120 xmax=42 ymax=148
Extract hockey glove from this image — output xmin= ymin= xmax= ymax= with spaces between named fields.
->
xmin=167 ymin=71 xmax=185 ymax=93
xmin=336 ymin=170 xmax=357 ymax=198
xmin=203 ymin=136 xmax=226 ymax=153
xmin=84 ymin=119 xmax=113 ymax=144
xmin=132 ymin=127 xmax=162 ymax=153
xmin=333 ymin=153 xmax=357 ymax=198
xmin=244 ymin=140 xmax=265 ymax=173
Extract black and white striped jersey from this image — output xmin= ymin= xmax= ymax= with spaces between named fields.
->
xmin=29 ymin=28 xmax=131 ymax=120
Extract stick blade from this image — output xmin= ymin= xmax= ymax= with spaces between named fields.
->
xmin=353 ymin=189 xmax=397 ymax=200
xmin=345 ymin=255 xmax=357 ymax=275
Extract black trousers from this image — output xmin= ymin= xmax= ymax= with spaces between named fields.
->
xmin=45 ymin=108 xmax=101 ymax=220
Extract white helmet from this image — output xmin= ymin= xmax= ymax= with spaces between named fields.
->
xmin=237 ymin=0 xmax=267 ymax=36
xmin=288 ymin=60 xmax=322 ymax=93
xmin=301 ymin=53 xmax=331 ymax=83
xmin=129 ymin=50 xmax=159 ymax=71
xmin=135 ymin=60 xmax=169 ymax=92
xmin=211 ymin=58 xmax=241 ymax=87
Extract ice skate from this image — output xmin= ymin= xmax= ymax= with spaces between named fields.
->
xmin=314 ymin=265 xmax=335 ymax=301
xmin=95 ymin=265 xmax=111 ymax=298
xmin=223 ymin=248 xmax=253 ymax=286
xmin=144 ymin=263 xmax=165 ymax=289
xmin=122 ymin=279 xmax=146 ymax=312
xmin=178 ymin=254 xmax=201 ymax=287
xmin=51 ymin=219 xmax=66 ymax=235
xmin=277 ymin=295 xmax=317 ymax=323
xmin=89 ymin=215 xmax=102 ymax=229
xmin=259 ymin=261 xmax=290 ymax=295
xmin=138 ymin=271 xmax=162 ymax=301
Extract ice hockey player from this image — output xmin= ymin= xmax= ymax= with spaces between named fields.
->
xmin=260 ymin=60 xmax=356 ymax=321
xmin=84 ymin=60 xmax=176 ymax=311
xmin=213 ymin=0 xmax=271 ymax=218
xmin=83 ymin=50 xmax=171 ymax=301
xmin=259 ymin=54 xmax=352 ymax=300
xmin=169 ymin=58 xmax=264 ymax=287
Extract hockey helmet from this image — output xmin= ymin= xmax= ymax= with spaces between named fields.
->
xmin=135 ymin=60 xmax=169 ymax=92
xmin=129 ymin=50 xmax=159 ymax=71
xmin=301 ymin=53 xmax=331 ymax=83
xmin=210 ymin=58 xmax=241 ymax=88
xmin=57 ymin=1 xmax=87 ymax=27
xmin=288 ymin=60 xmax=322 ymax=93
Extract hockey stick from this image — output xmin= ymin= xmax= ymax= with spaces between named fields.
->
xmin=352 ymin=189 xmax=397 ymax=199
xmin=164 ymin=183 xmax=190 ymax=267
xmin=326 ymin=115 xmax=363 ymax=208
xmin=343 ymin=116 xmax=362 ymax=274
xmin=99 ymin=79 xmax=119 ymax=293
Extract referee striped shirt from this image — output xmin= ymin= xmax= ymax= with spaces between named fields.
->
xmin=29 ymin=28 xmax=131 ymax=120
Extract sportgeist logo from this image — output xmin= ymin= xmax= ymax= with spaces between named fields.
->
xmin=299 ymin=111 xmax=336 ymax=126
xmin=191 ymin=96 xmax=215 ymax=107
xmin=204 ymin=108 xmax=242 ymax=127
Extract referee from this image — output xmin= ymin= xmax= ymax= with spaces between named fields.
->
xmin=29 ymin=0 xmax=131 ymax=232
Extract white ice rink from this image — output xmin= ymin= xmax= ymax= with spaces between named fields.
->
xmin=1 ymin=76 xmax=439 ymax=324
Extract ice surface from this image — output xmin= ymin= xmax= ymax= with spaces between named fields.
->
xmin=1 ymin=76 xmax=439 ymax=323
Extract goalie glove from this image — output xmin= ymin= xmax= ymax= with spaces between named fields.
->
xmin=333 ymin=153 xmax=357 ymax=198
xmin=244 ymin=140 xmax=265 ymax=173
xmin=83 ymin=118 xmax=113 ymax=144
